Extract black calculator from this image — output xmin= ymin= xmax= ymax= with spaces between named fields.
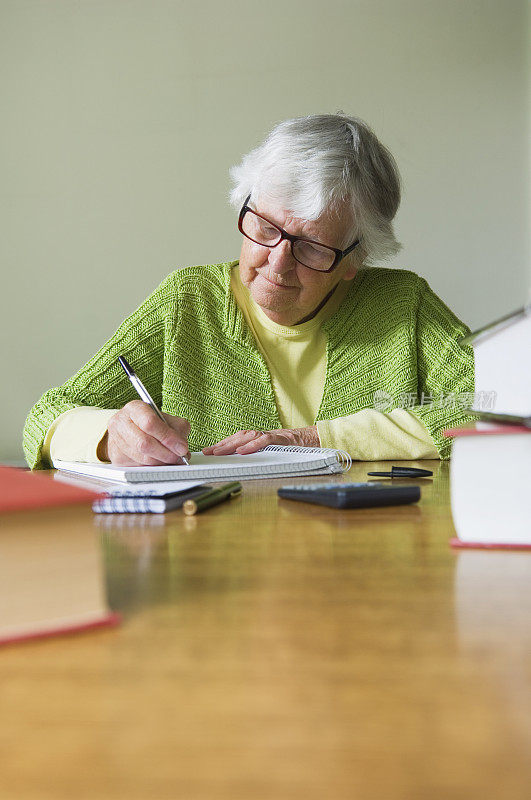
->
xmin=277 ymin=482 xmax=420 ymax=509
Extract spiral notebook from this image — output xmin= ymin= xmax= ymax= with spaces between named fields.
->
xmin=53 ymin=472 xmax=209 ymax=514
xmin=93 ymin=483 xmax=211 ymax=514
xmin=53 ymin=445 xmax=352 ymax=485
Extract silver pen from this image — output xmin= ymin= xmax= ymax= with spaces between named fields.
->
xmin=118 ymin=355 xmax=189 ymax=465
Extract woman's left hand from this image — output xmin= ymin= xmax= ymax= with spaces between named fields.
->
xmin=202 ymin=425 xmax=320 ymax=456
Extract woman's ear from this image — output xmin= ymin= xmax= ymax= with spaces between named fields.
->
xmin=342 ymin=246 xmax=366 ymax=280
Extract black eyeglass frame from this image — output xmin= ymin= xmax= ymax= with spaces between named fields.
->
xmin=238 ymin=195 xmax=360 ymax=273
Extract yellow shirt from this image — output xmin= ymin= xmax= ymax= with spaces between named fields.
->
xmin=43 ymin=268 xmax=438 ymax=463
xmin=230 ymin=269 xmax=438 ymax=459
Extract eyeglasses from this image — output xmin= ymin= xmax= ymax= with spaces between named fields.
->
xmin=238 ymin=195 xmax=360 ymax=273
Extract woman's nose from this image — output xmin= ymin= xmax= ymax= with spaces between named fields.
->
xmin=268 ymin=239 xmax=295 ymax=272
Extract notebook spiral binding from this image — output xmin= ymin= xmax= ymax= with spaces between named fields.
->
xmin=333 ymin=449 xmax=352 ymax=471
xmin=262 ymin=445 xmax=352 ymax=472
xmin=94 ymin=489 xmax=160 ymax=514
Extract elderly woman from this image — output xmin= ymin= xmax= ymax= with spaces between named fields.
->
xmin=24 ymin=113 xmax=474 ymax=470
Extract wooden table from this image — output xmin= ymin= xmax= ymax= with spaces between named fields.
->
xmin=2 ymin=460 xmax=531 ymax=799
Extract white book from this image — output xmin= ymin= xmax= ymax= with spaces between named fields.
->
xmin=447 ymin=425 xmax=531 ymax=547
xmin=461 ymin=305 xmax=531 ymax=416
xmin=52 ymin=445 xmax=352 ymax=485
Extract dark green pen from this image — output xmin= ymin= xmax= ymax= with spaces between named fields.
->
xmin=182 ymin=482 xmax=242 ymax=515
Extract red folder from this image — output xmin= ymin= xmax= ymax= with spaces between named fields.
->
xmin=0 ymin=613 xmax=122 ymax=647
xmin=443 ymin=424 xmax=530 ymax=437
xmin=449 ymin=538 xmax=531 ymax=551
xmin=1 ymin=469 xmax=119 ymax=645
xmin=0 ymin=465 xmax=102 ymax=512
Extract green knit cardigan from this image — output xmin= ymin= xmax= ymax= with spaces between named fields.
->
xmin=23 ymin=261 xmax=475 ymax=469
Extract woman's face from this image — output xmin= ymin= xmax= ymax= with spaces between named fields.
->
xmin=238 ymin=196 xmax=362 ymax=326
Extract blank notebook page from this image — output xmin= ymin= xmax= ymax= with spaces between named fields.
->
xmin=53 ymin=446 xmax=352 ymax=484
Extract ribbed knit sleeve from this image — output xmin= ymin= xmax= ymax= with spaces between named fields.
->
xmin=23 ymin=273 xmax=177 ymax=469
xmin=408 ymin=278 xmax=476 ymax=459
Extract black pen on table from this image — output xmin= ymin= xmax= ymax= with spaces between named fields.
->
xmin=118 ymin=355 xmax=189 ymax=466
xmin=183 ymin=482 xmax=242 ymax=516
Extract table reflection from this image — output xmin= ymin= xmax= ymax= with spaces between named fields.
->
xmin=455 ymin=551 xmax=531 ymax=746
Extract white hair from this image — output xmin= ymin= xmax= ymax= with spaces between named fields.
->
xmin=229 ymin=113 xmax=402 ymax=264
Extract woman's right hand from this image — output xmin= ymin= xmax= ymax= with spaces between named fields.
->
xmin=99 ymin=400 xmax=191 ymax=466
